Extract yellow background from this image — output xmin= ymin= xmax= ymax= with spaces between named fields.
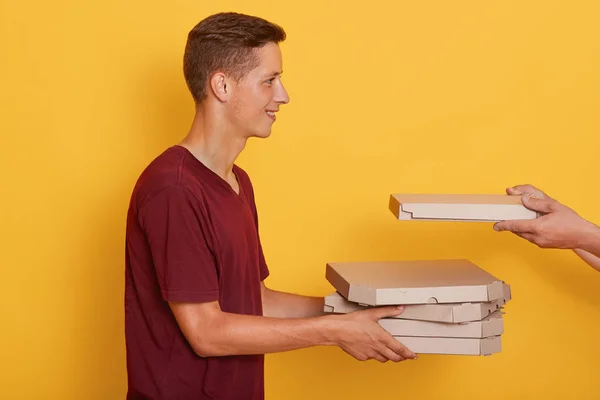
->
xmin=2 ymin=0 xmax=600 ymax=398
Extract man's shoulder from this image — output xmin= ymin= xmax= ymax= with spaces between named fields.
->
xmin=130 ymin=146 xmax=205 ymax=209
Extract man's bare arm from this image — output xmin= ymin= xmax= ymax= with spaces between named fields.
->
xmin=260 ymin=283 xmax=325 ymax=318
xmin=169 ymin=300 xmax=417 ymax=362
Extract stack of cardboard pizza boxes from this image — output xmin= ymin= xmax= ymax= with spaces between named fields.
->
xmin=323 ymin=193 xmax=534 ymax=356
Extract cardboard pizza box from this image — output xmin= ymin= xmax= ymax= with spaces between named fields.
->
xmin=395 ymin=335 xmax=502 ymax=356
xmin=325 ymin=259 xmax=505 ymax=306
xmin=389 ymin=193 xmax=539 ymax=222
xmin=378 ymin=311 xmax=504 ymax=338
xmin=324 ymin=284 xmax=511 ymax=323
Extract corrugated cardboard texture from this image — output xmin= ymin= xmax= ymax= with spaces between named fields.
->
xmin=325 ymin=259 xmax=505 ymax=306
xmin=324 ymin=284 xmax=511 ymax=322
xmin=389 ymin=193 xmax=538 ymax=222
xmin=395 ymin=335 xmax=502 ymax=355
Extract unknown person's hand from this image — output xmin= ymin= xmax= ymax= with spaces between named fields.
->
xmin=493 ymin=184 xmax=595 ymax=249
xmin=330 ymin=306 xmax=417 ymax=363
xmin=504 ymin=184 xmax=550 ymax=200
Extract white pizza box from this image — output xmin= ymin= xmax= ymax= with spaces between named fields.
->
xmin=325 ymin=259 xmax=506 ymax=306
xmin=395 ymin=335 xmax=502 ymax=356
xmin=324 ymin=283 xmax=511 ymax=323
xmin=389 ymin=193 xmax=539 ymax=222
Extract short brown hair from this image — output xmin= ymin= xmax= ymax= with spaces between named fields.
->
xmin=183 ymin=12 xmax=286 ymax=103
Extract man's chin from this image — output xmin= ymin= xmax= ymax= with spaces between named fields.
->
xmin=249 ymin=130 xmax=273 ymax=139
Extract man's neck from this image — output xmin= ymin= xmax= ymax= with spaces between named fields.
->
xmin=179 ymin=108 xmax=247 ymax=182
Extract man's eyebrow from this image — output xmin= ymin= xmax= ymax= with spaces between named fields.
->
xmin=264 ymin=71 xmax=283 ymax=78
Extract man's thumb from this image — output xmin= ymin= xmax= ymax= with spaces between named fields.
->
xmin=371 ymin=305 xmax=405 ymax=320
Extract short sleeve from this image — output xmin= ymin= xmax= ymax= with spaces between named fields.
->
xmin=256 ymin=230 xmax=270 ymax=282
xmin=140 ymin=185 xmax=219 ymax=303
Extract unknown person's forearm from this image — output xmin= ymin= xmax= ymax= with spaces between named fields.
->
xmin=577 ymin=223 xmax=600 ymax=260
xmin=573 ymin=249 xmax=600 ymax=272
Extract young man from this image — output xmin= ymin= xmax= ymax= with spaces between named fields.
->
xmin=124 ymin=12 xmax=416 ymax=400
xmin=494 ymin=184 xmax=600 ymax=271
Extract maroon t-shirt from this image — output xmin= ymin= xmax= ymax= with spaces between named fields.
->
xmin=124 ymin=145 xmax=269 ymax=400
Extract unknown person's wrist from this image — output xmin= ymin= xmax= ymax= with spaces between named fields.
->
xmin=576 ymin=220 xmax=600 ymax=251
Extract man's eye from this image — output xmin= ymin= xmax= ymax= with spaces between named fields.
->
xmin=266 ymin=78 xmax=274 ymax=84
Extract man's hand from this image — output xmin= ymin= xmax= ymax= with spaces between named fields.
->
xmin=493 ymin=184 xmax=594 ymax=249
xmin=329 ymin=306 xmax=417 ymax=363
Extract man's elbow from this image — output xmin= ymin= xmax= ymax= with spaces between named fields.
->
xmin=191 ymin=339 xmax=222 ymax=358
xmin=170 ymin=301 xmax=234 ymax=357
xmin=188 ymin=318 xmax=229 ymax=357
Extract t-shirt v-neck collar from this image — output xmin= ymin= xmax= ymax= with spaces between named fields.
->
xmin=173 ymin=145 xmax=244 ymax=198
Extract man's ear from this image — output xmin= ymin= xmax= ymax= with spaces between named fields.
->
xmin=209 ymin=72 xmax=229 ymax=102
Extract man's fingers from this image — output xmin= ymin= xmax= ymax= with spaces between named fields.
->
xmin=370 ymin=305 xmax=405 ymax=320
xmin=494 ymin=219 xmax=535 ymax=233
xmin=373 ymin=354 xmax=388 ymax=363
xmin=379 ymin=347 xmax=406 ymax=363
xmin=387 ymin=337 xmax=417 ymax=360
